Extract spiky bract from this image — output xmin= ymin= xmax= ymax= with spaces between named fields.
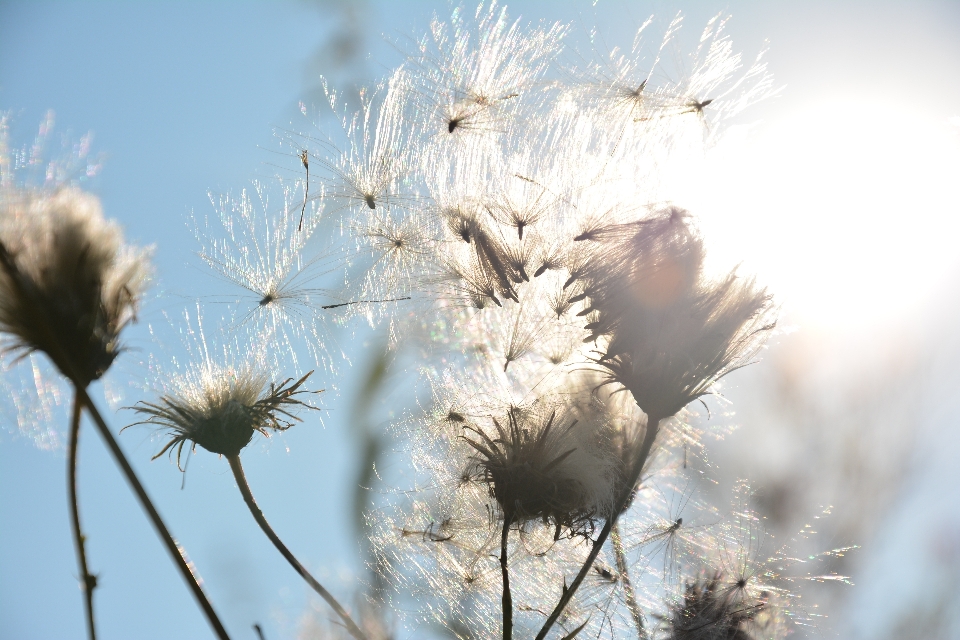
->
xmin=132 ymin=368 xmax=318 ymax=464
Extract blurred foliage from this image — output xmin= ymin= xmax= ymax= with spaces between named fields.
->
xmin=301 ymin=0 xmax=374 ymax=110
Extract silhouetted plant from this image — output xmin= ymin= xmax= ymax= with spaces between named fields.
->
xmin=1 ymin=5 xmax=854 ymax=639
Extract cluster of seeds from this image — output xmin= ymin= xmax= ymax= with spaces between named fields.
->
xmin=0 ymin=5 xmax=855 ymax=640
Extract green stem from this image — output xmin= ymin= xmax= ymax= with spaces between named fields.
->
xmin=611 ymin=522 xmax=645 ymax=639
xmin=500 ymin=516 xmax=513 ymax=640
xmin=68 ymin=392 xmax=97 ymax=640
xmin=226 ymin=455 xmax=367 ymax=640
xmin=76 ymin=387 xmax=231 ymax=640
xmin=535 ymin=415 xmax=661 ymax=640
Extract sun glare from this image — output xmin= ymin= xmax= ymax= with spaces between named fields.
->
xmin=678 ymin=100 xmax=960 ymax=330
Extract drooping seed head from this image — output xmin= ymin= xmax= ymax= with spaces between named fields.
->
xmin=575 ymin=207 xmax=775 ymax=419
xmin=0 ymin=187 xmax=150 ymax=387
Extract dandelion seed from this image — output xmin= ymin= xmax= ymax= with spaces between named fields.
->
xmin=536 ymin=324 xmax=582 ymax=366
xmin=684 ymin=98 xmax=713 ymax=115
xmin=533 ymin=242 xmax=566 ymax=278
xmin=285 ymin=73 xmax=415 ymax=216
xmin=196 ymin=180 xmax=349 ymax=370
xmin=573 ymin=15 xmax=670 ymax=124
xmin=433 ymin=212 xmax=530 ymax=310
xmin=499 ymin=303 xmax=546 ymax=372
xmin=655 ymin=15 xmax=776 ymax=133
xmin=622 ymin=478 xmax=715 ymax=591
xmin=374 ymin=497 xmax=504 ymax=638
xmin=485 ymin=170 xmax=563 ymax=240
xmin=351 ymin=212 xmax=436 ymax=302
xmin=443 ymin=204 xmax=479 ymax=244
xmin=548 ymin=284 xmax=582 ymax=319
xmin=470 ymin=224 xmax=522 ymax=303
xmin=439 ymin=259 xmax=503 ymax=309
xmin=404 ymin=2 xmax=567 ymax=141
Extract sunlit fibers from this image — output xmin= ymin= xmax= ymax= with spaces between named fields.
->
xmin=677 ymin=100 xmax=960 ymax=330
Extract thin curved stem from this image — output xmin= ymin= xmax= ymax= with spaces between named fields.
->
xmin=76 ymin=387 xmax=231 ymax=640
xmin=68 ymin=391 xmax=97 ymax=640
xmin=226 ymin=455 xmax=367 ymax=640
xmin=0 ymin=243 xmax=229 ymax=638
xmin=500 ymin=516 xmax=513 ymax=640
xmin=535 ymin=416 xmax=661 ymax=640
xmin=611 ymin=522 xmax=645 ymax=639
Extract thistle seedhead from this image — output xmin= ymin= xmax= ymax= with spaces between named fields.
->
xmin=667 ymin=571 xmax=767 ymax=640
xmin=574 ymin=207 xmax=776 ymax=419
xmin=0 ymin=187 xmax=150 ymax=387
xmin=131 ymin=367 xmax=319 ymax=466
xmin=461 ymin=406 xmax=609 ymax=537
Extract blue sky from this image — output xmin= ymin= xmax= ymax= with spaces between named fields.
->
xmin=2 ymin=2 xmax=960 ymax=639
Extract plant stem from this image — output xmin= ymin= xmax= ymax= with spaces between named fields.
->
xmin=76 ymin=387 xmax=231 ymax=640
xmin=0 ymin=243 xmax=228 ymax=637
xmin=500 ymin=515 xmax=513 ymax=640
xmin=226 ymin=455 xmax=368 ymax=640
xmin=68 ymin=392 xmax=97 ymax=640
xmin=535 ymin=415 xmax=661 ymax=640
xmin=611 ymin=522 xmax=645 ymax=639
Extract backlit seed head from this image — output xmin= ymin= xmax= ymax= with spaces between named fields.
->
xmin=131 ymin=367 xmax=319 ymax=465
xmin=576 ymin=207 xmax=775 ymax=419
xmin=667 ymin=571 xmax=767 ymax=640
xmin=0 ymin=187 xmax=150 ymax=387
xmin=461 ymin=405 xmax=612 ymax=537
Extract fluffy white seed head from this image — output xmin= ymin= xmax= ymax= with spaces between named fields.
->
xmin=0 ymin=187 xmax=150 ymax=386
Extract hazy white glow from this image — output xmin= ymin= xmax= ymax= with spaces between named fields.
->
xmin=677 ymin=101 xmax=960 ymax=329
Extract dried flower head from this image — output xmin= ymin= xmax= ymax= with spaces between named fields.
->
xmin=0 ymin=187 xmax=150 ymax=387
xmin=667 ymin=571 xmax=767 ymax=640
xmin=131 ymin=366 xmax=319 ymax=465
xmin=572 ymin=207 xmax=775 ymax=419
xmin=462 ymin=405 xmax=611 ymax=537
